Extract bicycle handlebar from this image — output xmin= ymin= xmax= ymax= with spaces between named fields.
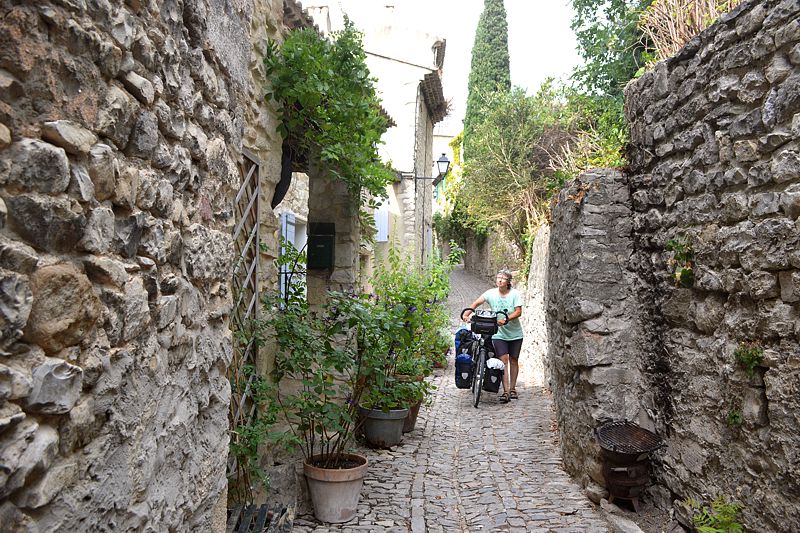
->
xmin=460 ymin=307 xmax=509 ymax=323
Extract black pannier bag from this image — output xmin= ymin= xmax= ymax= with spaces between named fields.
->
xmin=454 ymin=352 xmax=473 ymax=389
xmin=482 ymin=362 xmax=503 ymax=393
xmin=470 ymin=312 xmax=498 ymax=335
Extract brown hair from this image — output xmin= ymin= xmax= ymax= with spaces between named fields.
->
xmin=496 ymin=269 xmax=512 ymax=289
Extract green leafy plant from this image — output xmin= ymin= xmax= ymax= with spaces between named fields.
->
xmin=264 ymin=18 xmax=395 ymax=203
xmin=734 ymin=342 xmax=764 ymax=377
xmin=253 ymin=239 xmax=415 ymax=468
xmin=725 ymin=405 xmax=743 ymax=427
xmin=666 ymin=235 xmax=694 ymax=287
xmin=228 ymin=365 xmax=276 ymax=502
xmin=685 ymin=496 xmax=743 ymax=533
xmin=361 ymin=246 xmax=455 ymax=409
xmin=447 ymin=240 xmax=466 ymax=265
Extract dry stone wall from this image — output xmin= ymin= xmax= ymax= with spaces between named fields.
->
xmin=0 ymin=0 xmax=259 ymax=530
xmin=624 ymin=1 xmax=800 ymax=528
xmin=548 ymin=1 xmax=800 ymax=531
xmin=547 ymin=170 xmax=649 ymax=493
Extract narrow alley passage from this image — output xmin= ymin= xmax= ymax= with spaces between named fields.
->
xmin=293 ymin=266 xmax=609 ymax=532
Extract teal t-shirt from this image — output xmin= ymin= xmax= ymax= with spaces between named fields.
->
xmin=482 ymin=288 xmax=523 ymax=341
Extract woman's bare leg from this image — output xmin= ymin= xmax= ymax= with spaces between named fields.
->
xmin=510 ymin=358 xmax=519 ymax=392
xmin=499 ymin=353 xmax=510 ymax=393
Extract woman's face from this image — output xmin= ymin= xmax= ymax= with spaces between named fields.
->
xmin=495 ymin=274 xmax=509 ymax=289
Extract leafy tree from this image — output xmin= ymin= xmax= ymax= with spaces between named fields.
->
xmin=460 ymin=83 xmax=581 ymax=254
xmin=570 ymin=0 xmax=654 ymax=98
xmin=463 ymin=0 xmax=511 ymax=159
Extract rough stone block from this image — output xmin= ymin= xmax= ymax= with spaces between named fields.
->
xmin=183 ymin=224 xmax=233 ymax=282
xmin=778 ymin=270 xmax=800 ymax=302
xmin=4 ymin=424 xmax=58 ymax=497
xmin=121 ymin=71 xmax=155 ymax=105
xmin=0 ymin=267 xmax=32 ymax=350
xmin=12 ymin=460 xmax=78 ymax=509
xmin=781 ymin=184 xmax=800 ymax=218
xmin=0 ymin=139 xmax=70 ymax=194
xmin=749 ymin=192 xmax=781 ymax=217
xmin=26 ymin=358 xmax=83 ymax=414
xmin=78 ymin=206 xmax=115 ymax=254
xmin=0 ymin=122 xmax=10 ymax=149
xmin=0 ymin=361 xmax=32 ymax=401
xmin=771 ymin=149 xmax=800 ymax=183
xmin=68 ymin=164 xmax=96 ymax=203
xmin=0 ymin=418 xmax=38 ymax=496
xmin=82 ymin=256 xmax=129 ymax=288
xmin=745 ymin=270 xmax=780 ymax=299
xmin=88 ymin=143 xmax=118 ymax=201
xmin=42 ymin=120 xmax=97 ymax=154
xmin=567 ymin=329 xmax=613 ymax=367
xmin=733 ymin=139 xmax=760 ymax=162
xmin=126 ymin=110 xmax=159 ymax=159
xmin=23 ymin=264 xmax=101 ymax=354
xmin=96 ymin=85 xmax=138 ymax=148
xmin=0 ymin=403 xmax=25 ymax=433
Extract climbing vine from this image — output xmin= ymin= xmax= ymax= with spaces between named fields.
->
xmin=264 ymin=18 xmax=395 ymax=203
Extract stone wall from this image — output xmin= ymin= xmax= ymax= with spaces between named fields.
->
xmin=0 ymin=1 xmax=260 ymax=529
xmin=521 ymin=224 xmax=550 ymax=387
xmin=463 ymin=232 xmax=522 ymax=282
xmin=547 ymin=1 xmax=800 ymax=530
xmin=624 ymin=1 xmax=800 ymax=528
xmin=547 ymin=170 xmax=648 ymax=493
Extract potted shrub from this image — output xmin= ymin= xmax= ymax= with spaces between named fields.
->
xmin=395 ymin=353 xmax=434 ymax=433
xmin=259 ymin=287 xmax=385 ymax=523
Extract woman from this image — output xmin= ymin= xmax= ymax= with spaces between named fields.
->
xmin=464 ymin=269 xmax=523 ymax=404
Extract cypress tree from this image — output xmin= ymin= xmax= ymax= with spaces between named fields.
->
xmin=463 ymin=0 xmax=511 ymax=160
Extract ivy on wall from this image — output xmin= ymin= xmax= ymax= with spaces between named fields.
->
xmin=264 ymin=18 xmax=395 ymax=204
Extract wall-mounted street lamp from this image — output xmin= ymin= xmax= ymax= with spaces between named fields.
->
xmin=415 ymin=153 xmax=451 ymax=186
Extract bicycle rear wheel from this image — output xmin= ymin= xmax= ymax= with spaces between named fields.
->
xmin=472 ymin=347 xmax=485 ymax=408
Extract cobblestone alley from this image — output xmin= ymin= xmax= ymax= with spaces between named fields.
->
xmin=294 ymin=266 xmax=610 ymax=532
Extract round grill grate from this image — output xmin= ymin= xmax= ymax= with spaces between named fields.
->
xmin=596 ymin=421 xmax=663 ymax=454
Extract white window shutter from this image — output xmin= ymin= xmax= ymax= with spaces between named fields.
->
xmin=375 ymin=200 xmax=389 ymax=242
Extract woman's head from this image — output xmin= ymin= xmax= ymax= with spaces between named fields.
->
xmin=495 ymin=269 xmax=512 ymax=289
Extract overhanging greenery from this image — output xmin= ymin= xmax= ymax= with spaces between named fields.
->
xmin=264 ymin=19 xmax=395 ymax=203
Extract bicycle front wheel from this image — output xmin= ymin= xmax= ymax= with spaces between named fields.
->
xmin=472 ymin=347 xmax=485 ymax=408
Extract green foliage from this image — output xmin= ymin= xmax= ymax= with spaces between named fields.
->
xmin=253 ymin=241 xmax=415 ymax=467
xmin=666 ymin=235 xmax=694 ymax=287
xmin=264 ymin=19 xmax=395 ymax=202
xmin=228 ymin=366 xmax=276 ymax=502
xmin=464 ymin=0 xmax=511 ymax=159
xmin=371 ymin=246 xmax=454 ymax=376
xmin=685 ymin=496 xmax=743 ymax=533
xmin=570 ymin=0 xmax=654 ymax=98
xmin=447 ymin=240 xmax=466 ymax=265
xmin=460 ymin=84 xmax=581 ymax=255
xmin=734 ymin=342 xmax=764 ymax=377
xmin=559 ymin=92 xmax=629 ymax=173
xmin=725 ymin=405 xmax=743 ymax=427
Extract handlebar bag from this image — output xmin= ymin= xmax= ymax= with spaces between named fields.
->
xmin=471 ymin=314 xmax=498 ymax=335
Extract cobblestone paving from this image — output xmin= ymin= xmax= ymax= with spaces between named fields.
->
xmin=294 ymin=267 xmax=610 ymax=532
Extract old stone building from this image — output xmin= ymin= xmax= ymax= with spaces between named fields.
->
xmin=305 ymin=2 xmax=449 ymax=271
xmin=0 ymin=0 xmax=367 ymax=530
xmin=523 ymin=0 xmax=800 ymax=530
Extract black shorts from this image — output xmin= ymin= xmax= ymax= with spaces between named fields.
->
xmin=492 ymin=338 xmax=523 ymax=359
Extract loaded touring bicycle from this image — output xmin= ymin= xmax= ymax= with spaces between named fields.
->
xmin=456 ymin=308 xmax=508 ymax=408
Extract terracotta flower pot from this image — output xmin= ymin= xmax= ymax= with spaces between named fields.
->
xmin=304 ymin=453 xmax=369 ymax=523
xmin=402 ymin=399 xmax=423 ymax=433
